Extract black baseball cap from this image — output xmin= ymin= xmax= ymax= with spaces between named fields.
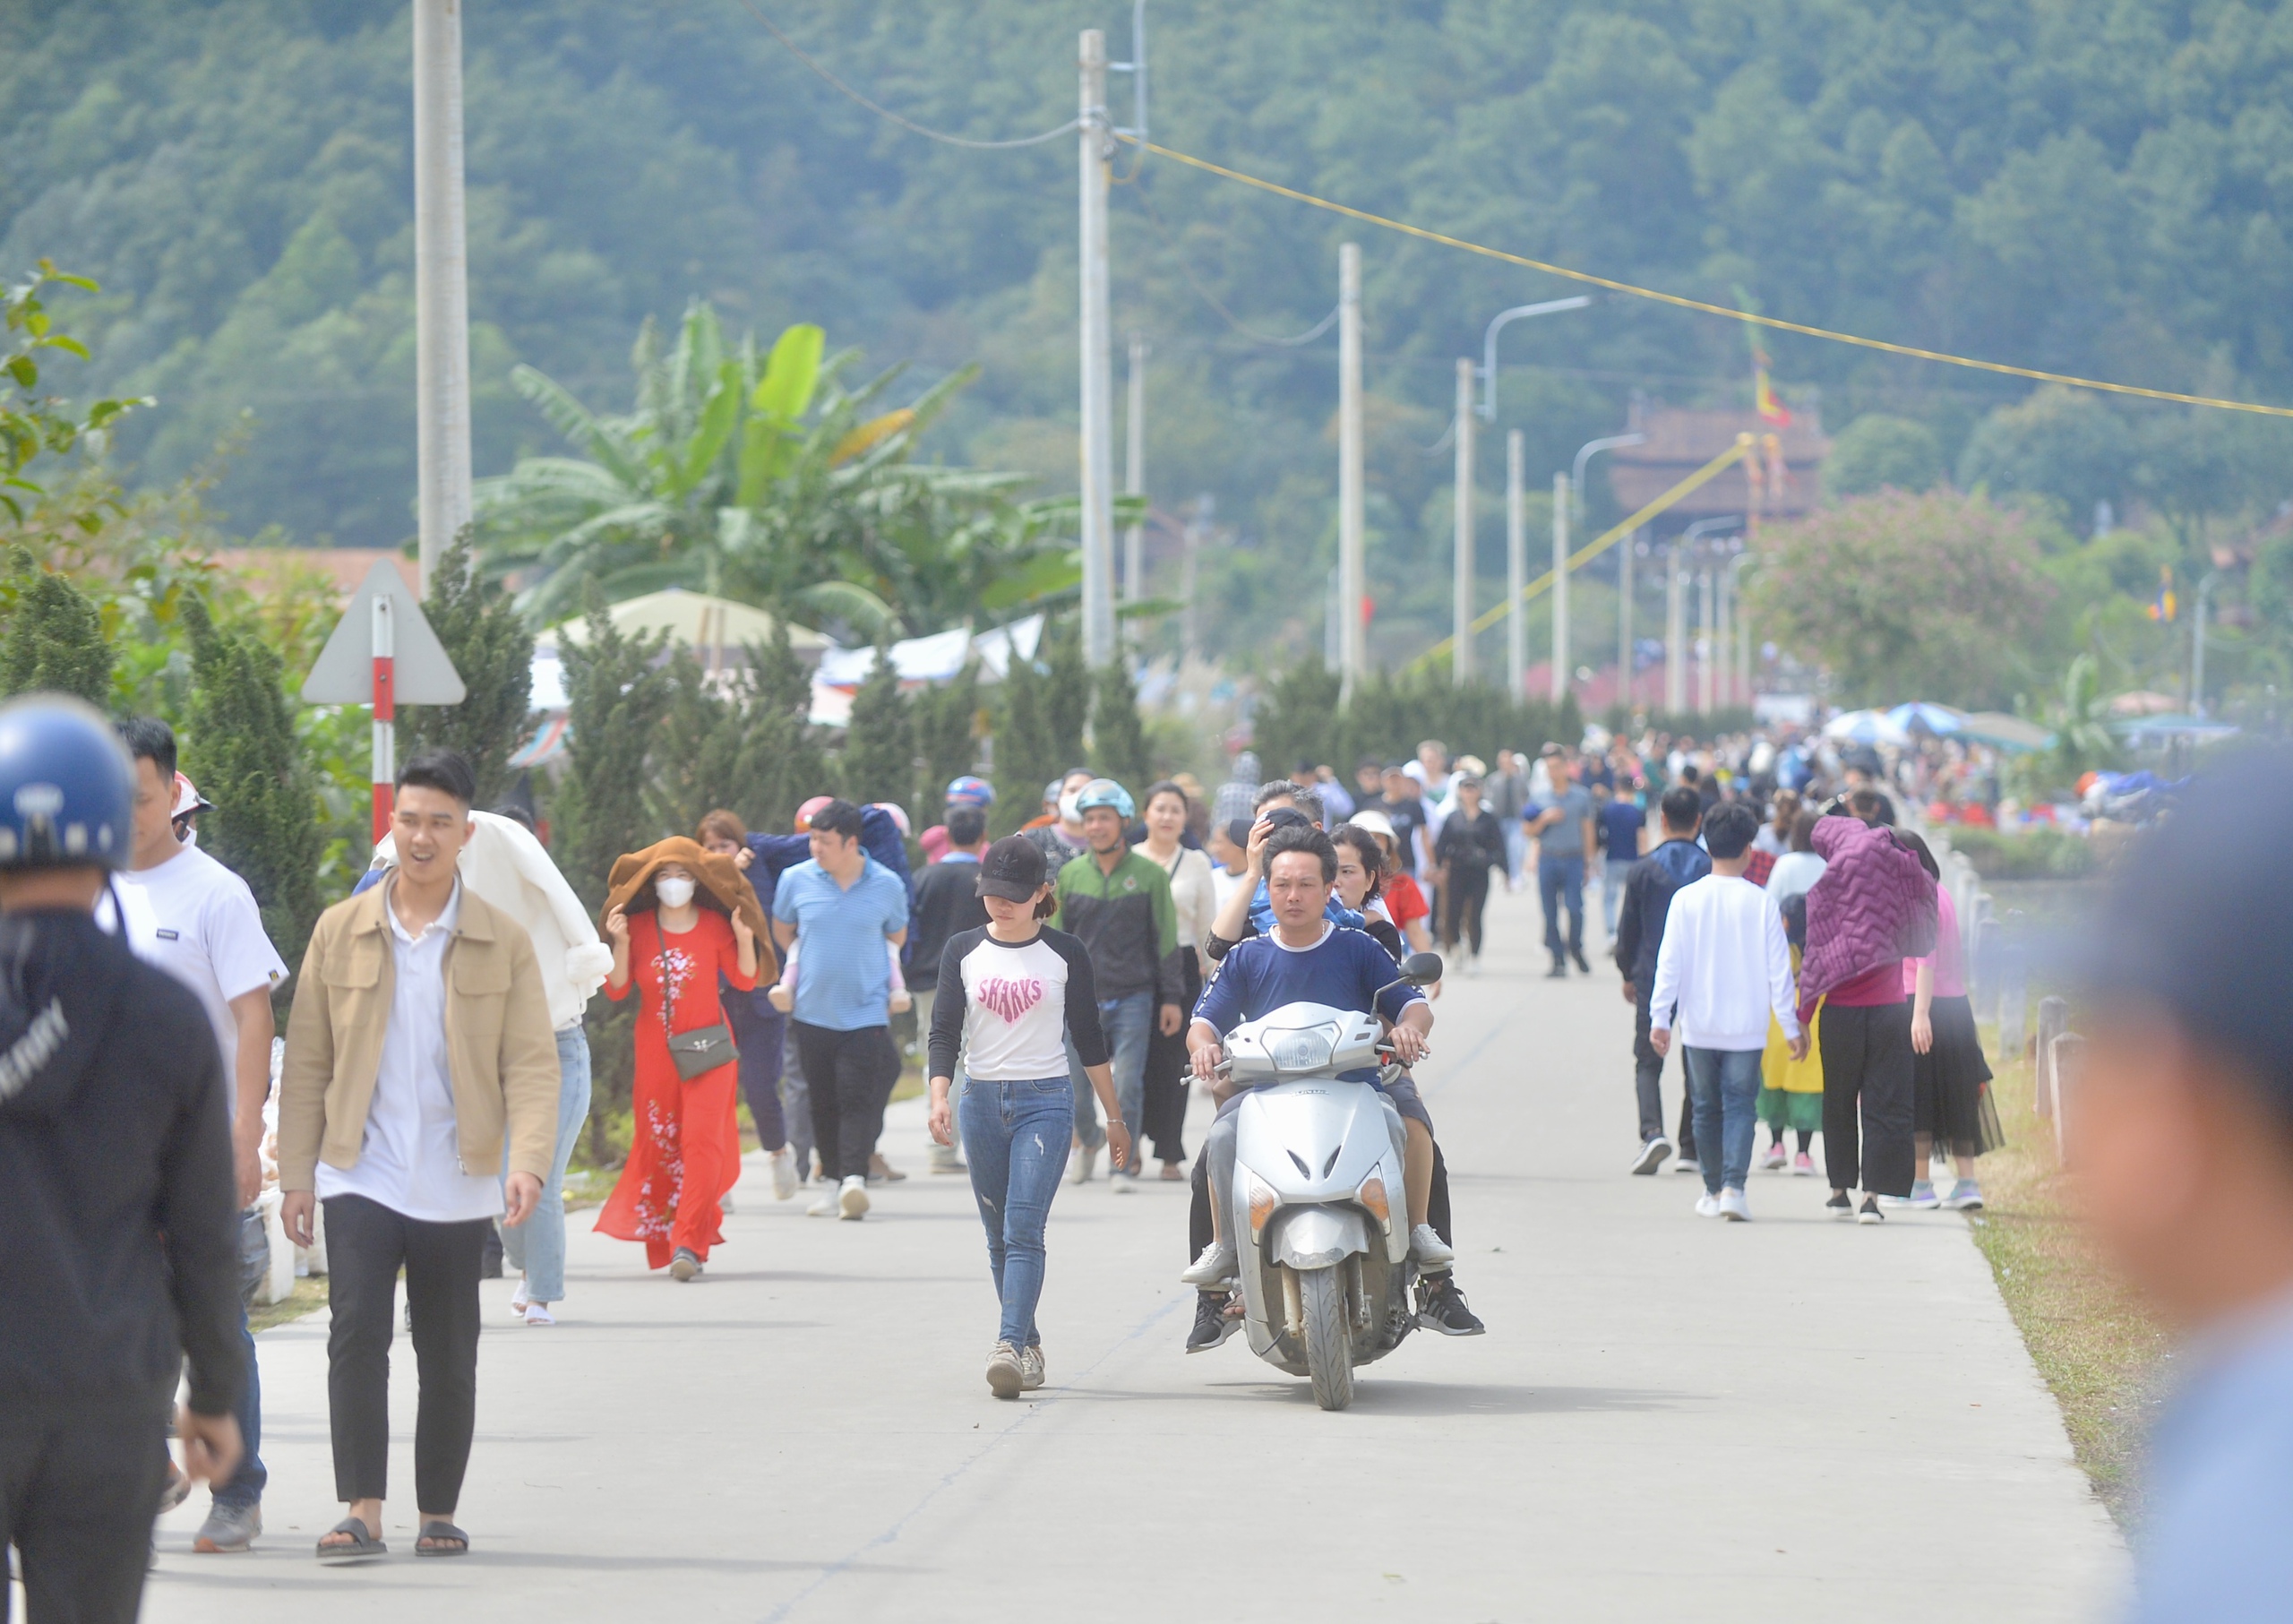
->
xmin=1262 ymin=806 xmax=1313 ymax=832
xmin=976 ymin=835 xmax=1048 ymax=900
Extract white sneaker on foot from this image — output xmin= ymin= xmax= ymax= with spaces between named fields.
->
xmin=807 ymin=1188 xmax=839 ymax=1216
xmin=984 ymin=1341 xmax=1022 ymax=1400
xmin=769 ymin=1146 xmax=797 ymax=1201
xmin=1180 ymin=1239 xmax=1238 ymax=1287
xmin=1408 ymin=1223 xmax=1455 ymax=1269
xmin=1018 ymin=1344 xmax=1045 ymax=1391
xmin=1718 ymin=1187 xmax=1750 ymax=1222
xmin=1629 ymin=1136 xmax=1673 ymax=1176
xmin=1068 ymin=1142 xmax=1098 ymax=1184
xmin=837 ymin=1173 xmax=870 ymax=1219
xmin=1695 ymin=1192 xmax=1722 ymax=1217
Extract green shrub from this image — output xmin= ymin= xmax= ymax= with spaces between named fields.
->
xmin=1947 ymin=825 xmax=2096 ymax=880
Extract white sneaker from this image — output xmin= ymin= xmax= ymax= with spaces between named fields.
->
xmin=769 ymin=1146 xmax=798 ymax=1201
xmin=984 ymin=1341 xmax=1022 ymax=1399
xmin=1180 ymin=1239 xmax=1238 ymax=1288
xmin=1718 ymin=1187 xmax=1750 ymax=1222
xmin=1408 ymin=1223 xmax=1455 ymax=1269
xmin=1629 ymin=1136 xmax=1673 ymax=1175
xmin=1694 ymin=1192 xmax=1722 ymax=1217
xmin=837 ymin=1174 xmax=870 ymax=1220
xmin=1068 ymin=1142 xmax=1098 ymax=1185
xmin=522 ymin=1301 xmax=557 ymax=1326
xmin=1018 ymin=1344 xmax=1045 ymax=1391
xmin=509 ymin=1277 xmax=531 ymax=1318
xmin=807 ymin=1189 xmax=839 ymax=1217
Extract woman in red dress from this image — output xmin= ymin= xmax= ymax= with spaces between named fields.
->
xmin=595 ymin=838 xmax=764 ymax=1280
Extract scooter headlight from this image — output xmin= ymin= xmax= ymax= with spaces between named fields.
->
xmin=1266 ymin=1026 xmax=1335 ymax=1072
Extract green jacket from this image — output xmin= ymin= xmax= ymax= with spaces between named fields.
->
xmin=1052 ymin=848 xmax=1184 ymax=1006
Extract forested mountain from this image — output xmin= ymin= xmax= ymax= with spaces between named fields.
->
xmin=6 ymin=0 xmax=2292 ymax=664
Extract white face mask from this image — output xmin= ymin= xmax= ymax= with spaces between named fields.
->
xmin=656 ymin=875 xmax=696 ymax=909
xmin=1057 ymin=790 xmax=1083 ymax=825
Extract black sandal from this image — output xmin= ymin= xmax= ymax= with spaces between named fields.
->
xmin=415 ymin=1519 xmax=469 ymax=1558
xmin=315 ymin=1517 xmax=386 ymax=1563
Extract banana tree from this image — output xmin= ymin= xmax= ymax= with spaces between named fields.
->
xmin=475 ymin=300 xmax=1004 ymax=634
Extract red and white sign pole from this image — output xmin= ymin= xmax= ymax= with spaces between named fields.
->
xmin=371 ymin=590 xmax=396 ymax=845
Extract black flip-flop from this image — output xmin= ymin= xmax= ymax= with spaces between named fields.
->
xmin=415 ymin=1519 xmax=469 ymax=1558
xmin=315 ymin=1517 xmax=386 ymax=1564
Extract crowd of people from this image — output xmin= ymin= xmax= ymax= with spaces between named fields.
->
xmin=20 ymin=677 xmax=2293 ymax=1620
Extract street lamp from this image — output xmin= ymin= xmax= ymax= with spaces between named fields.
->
xmin=1665 ymin=516 xmax=1739 ymax=716
xmin=2191 ymin=570 xmax=2221 ymax=717
xmin=1549 ymin=432 xmax=1647 ymax=705
xmin=1477 ymin=296 xmax=1594 ymax=422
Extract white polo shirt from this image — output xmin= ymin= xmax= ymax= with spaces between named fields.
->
xmin=108 ymin=840 xmax=287 ymax=1121
xmin=314 ymin=879 xmax=504 ymax=1223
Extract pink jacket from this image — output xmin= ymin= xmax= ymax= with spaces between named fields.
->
xmin=1798 ymin=819 xmax=1937 ymax=1021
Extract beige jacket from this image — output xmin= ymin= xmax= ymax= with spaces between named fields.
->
xmin=278 ymin=881 xmax=561 ymax=1192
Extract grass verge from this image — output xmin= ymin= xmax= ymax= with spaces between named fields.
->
xmin=1965 ymin=1046 xmax=2170 ymax=1527
xmin=248 ymin=1276 xmax=328 ymax=1334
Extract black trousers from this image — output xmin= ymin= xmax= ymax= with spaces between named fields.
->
xmin=322 ymin=1194 xmax=487 ymax=1512
xmin=1818 ymin=1000 xmax=1917 ymax=1197
xmin=0 ymin=1385 xmax=170 ymax=1624
xmin=1140 ymin=956 xmax=1200 ymax=1164
xmin=1633 ymin=986 xmax=1697 ymax=1157
xmin=1439 ymin=867 xmax=1490 ymax=957
xmin=1189 ymin=1144 xmax=1453 ymax=1261
xmin=791 ymin=1022 xmax=901 ymax=1182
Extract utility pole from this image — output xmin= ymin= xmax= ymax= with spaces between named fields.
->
xmin=1122 ymin=331 xmax=1146 ymax=609
xmin=1697 ymin=565 xmax=1716 ymax=716
xmin=412 ymin=0 xmax=471 ymax=595
xmin=1550 ymin=471 xmax=1570 ymax=705
xmin=2192 ymin=570 xmax=2221 ymax=716
xmin=1506 ymin=432 xmax=1526 ymax=704
xmin=1665 ymin=541 xmax=1687 ymax=714
xmin=1452 ymin=357 xmax=1475 ymax=686
xmin=1618 ymin=530 xmax=1636 ymax=711
xmin=1077 ymin=30 xmax=1116 ymax=668
xmin=1337 ymin=243 xmax=1365 ymax=702
xmin=1181 ymin=494 xmax=1211 ymax=662
xmin=1715 ymin=559 xmax=1733 ymax=709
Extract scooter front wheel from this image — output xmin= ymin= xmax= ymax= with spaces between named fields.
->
xmin=1300 ymin=1265 xmax=1354 ymax=1411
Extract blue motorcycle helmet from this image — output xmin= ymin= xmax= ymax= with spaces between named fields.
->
xmin=1073 ymin=778 xmax=1135 ymax=821
xmin=945 ymin=774 xmax=995 ymax=809
xmin=0 ymin=693 xmax=135 ymax=870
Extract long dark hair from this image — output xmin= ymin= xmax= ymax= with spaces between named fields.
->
xmin=1331 ymin=824 xmax=1387 ymax=902
xmin=1893 ymin=828 xmax=1942 ymax=881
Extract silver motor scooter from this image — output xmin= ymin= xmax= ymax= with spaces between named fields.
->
xmin=1218 ymin=952 xmax=1441 ymax=1410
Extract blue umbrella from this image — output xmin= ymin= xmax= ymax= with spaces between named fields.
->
xmin=1885 ymin=702 xmax=1964 ymax=735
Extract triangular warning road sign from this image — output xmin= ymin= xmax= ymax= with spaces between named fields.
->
xmin=300 ymin=559 xmax=468 ymax=705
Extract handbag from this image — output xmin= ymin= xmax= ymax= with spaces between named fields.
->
xmin=654 ymin=915 xmax=739 ymax=1081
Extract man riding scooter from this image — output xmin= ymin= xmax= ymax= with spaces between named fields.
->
xmin=1181 ymin=825 xmax=1447 ymax=1286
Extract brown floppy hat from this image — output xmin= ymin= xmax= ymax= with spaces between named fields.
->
xmin=601 ymin=836 xmax=775 ymax=967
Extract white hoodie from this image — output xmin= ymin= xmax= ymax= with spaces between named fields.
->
xmin=1648 ymin=872 xmax=1801 ymax=1053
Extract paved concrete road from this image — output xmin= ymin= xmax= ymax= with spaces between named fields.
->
xmin=143 ymin=885 xmax=2123 ymax=1622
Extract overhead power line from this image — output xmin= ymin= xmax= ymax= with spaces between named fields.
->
xmin=1132 ymin=187 xmax=1338 ymax=348
xmin=729 ymin=1 xmax=1079 ymax=150
xmin=1120 ymin=135 xmax=2293 ymax=421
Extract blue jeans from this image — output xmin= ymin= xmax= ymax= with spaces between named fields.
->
xmin=1539 ymin=853 xmax=1586 ymax=958
xmin=500 ymin=1026 xmax=594 ymax=1303
xmin=1503 ymin=822 xmax=1528 ymax=888
xmin=1604 ymin=858 xmax=1635 ymax=936
xmin=958 ymin=1077 xmax=1075 ymax=1347
xmin=723 ymin=982 xmax=788 ymax=1152
xmin=1684 ymin=1046 xmax=1764 ymax=1195
xmin=211 ymin=1214 xmax=268 ymax=1509
xmin=1066 ymin=990 xmax=1153 ymax=1156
